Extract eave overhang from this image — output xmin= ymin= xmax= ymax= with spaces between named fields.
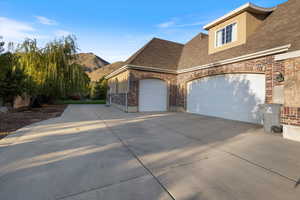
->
xmin=203 ymin=2 xmax=276 ymax=30
xmin=105 ymin=44 xmax=291 ymax=79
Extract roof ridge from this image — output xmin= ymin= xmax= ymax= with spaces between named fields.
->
xmin=185 ymin=32 xmax=208 ymax=45
xmin=125 ymin=38 xmax=159 ymax=65
xmin=126 ymin=37 xmax=184 ymax=65
xmin=152 ymin=37 xmax=184 ymax=46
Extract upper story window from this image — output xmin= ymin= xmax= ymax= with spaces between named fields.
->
xmin=215 ymin=23 xmax=237 ymax=47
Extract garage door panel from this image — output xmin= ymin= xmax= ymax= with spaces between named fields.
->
xmin=187 ymin=74 xmax=265 ymax=124
xmin=139 ymin=79 xmax=167 ymax=112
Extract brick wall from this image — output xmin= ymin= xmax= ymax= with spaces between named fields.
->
xmin=128 ymin=69 xmax=177 ymax=110
xmin=265 ymin=59 xmax=285 ymax=103
xmin=281 ymin=107 xmax=300 ymax=126
xmin=108 ymin=93 xmax=126 ymax=106
xmin=107 ymin=55 xmax=300 ymax=129
xmin=280 ymin=57 xmax=300 ymax=126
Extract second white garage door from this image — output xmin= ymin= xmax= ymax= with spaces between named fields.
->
xmin=187 ymin=74 xmax=265 ymax=124
xmin=139 ymin=79 xmax=167 ymax=112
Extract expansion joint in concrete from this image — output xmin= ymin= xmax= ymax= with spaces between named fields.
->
xmin=95 ymin=112 xmax=177 ymax=200
xmin=56 ymin=174 xmax=149 ymax=200
xmin=223 ymin=150 xmax=299 ymax=184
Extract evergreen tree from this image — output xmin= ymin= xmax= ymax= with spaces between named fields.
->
xmin=0 ymin=52 xmax=27 ymax=106
xmin=91 ymin=77 xmax=107 ymax=100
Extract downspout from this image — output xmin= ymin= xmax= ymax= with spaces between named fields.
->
xmin=125 ymin=93 xmax=128 ymax=112
xmin=126 ymin=71 xmax=130 ymax=112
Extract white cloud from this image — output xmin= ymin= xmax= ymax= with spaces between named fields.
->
xmin=157 ymin=20 xmax=207 ymax=28
xmin=54 ymin=30 xmax=71 ymax=37
xmin=0 ymin=17 xmax=40 ymax=40
xmin=157 ymin=14 xmax=212 ymax=29
xmin=35 ymin=16 xmax=57 ymax=25
xmin=157 ymin=21 xmax=176 ymax=28
xmin=175 ymin=21 xmax=208 ymax=27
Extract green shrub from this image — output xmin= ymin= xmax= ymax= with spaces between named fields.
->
xmin=90 ymin=77 xmax=107 ymax=100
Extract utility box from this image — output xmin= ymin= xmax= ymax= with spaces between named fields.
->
xmin=262 ymin=104 xmax=282 ymax=133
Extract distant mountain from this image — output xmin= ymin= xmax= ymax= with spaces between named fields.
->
xmin=88 ymin=61 xmax=125 ymax=82
xmin=75 ymin=53 xmax=110 ymax=73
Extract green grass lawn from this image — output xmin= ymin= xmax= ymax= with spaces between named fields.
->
xmin=57 ymin=99 xmax=106 ymax=104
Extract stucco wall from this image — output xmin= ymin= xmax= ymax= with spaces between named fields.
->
xmin=281 ymin=57 xmax=300 ymax=126
xmin=208 ymin=12 xmax=247 ymax=54
xmin=284 ymin=57 xmax=300 ymax=107
xmin=208 ymin=11 xmax=265 ymax=54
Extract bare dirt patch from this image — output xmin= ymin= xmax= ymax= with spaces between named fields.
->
xmin=0 ymin=104 xmax=67 ymax=140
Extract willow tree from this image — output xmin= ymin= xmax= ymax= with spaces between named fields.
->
xmin=16 ymin=36 xmax=90 ymax=102
xmin=15 ymin=39 xmax=44 ymax=97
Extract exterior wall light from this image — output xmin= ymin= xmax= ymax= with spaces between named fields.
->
xmin=275 ymin=72 xmax=284 ymax=82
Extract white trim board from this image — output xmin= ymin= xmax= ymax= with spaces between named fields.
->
xmin=274 ymin=50 xmax=300 ymax=61
xmin=105 ymin=65 xmax=128 ymax=79
xmin=105 ymin=44 xmax=291 ymax=79
xmin=283 ymin=125 xmax=300 ymax=142
xmin=203 ymin=3 xmax=276 ymax=30
xmin=178 ymin=44 xmax=291 ymax=73
xmin=105 ymin=65 xmax=177 ymax=79
xmin=129 ymin=65 xmax=177 ymax=74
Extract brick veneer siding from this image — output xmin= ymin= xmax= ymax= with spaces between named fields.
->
xmin=265 ymin=59 xmax=285 ymax=104
xmin=108 ymin=93 xmax=127 ymax=107
xmin=176 ymin=56 xmax=271 ymax=110
xmin=280 ymin=57 xmax=300 ymax=126
xmin=175 ymin=55 xmax=300 ymax=127
xmin=108 ymin=55 xmax=300 ymax=129
xmin=281 ymin=107 xmax=300 ymax=126
xmin=128 ymin=69 xmax=177 ymax=111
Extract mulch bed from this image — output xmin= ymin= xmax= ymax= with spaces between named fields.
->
xmin=0 ymin=104 xmax=67 ymax=140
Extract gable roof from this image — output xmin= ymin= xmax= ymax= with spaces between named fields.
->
xmin=177 ymin=33 xmax=209 ymax=70
xmin=125 ymin=38 xmax=184 ymax=70
xmin=178 ymin=0 xmax=300 ymax=70
xmin=203 ymin=2 xmax=275 ymax=30
xmin=106 ymin=0 xmax=300 ymax=78
xmin=245 ymin=0 xmax=300 ymax=52
xmin=88 ymin=61 xmax=125 ymax=82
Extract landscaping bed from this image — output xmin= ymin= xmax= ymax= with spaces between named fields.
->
xmin=0 ymin=104 xmax=67 ymax=140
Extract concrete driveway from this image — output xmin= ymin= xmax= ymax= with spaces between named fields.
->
xmin=0 ymin=105 xmax=300 ymax=200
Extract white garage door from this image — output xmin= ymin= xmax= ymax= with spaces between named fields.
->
xmin=139 ymin=79 xmax=167 ymax=112
xmin=187 ymin=74 xmax=265 ymax=124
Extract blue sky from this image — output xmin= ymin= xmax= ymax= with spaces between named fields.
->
xmin=0 ymin=0 xmax=286 ymax=62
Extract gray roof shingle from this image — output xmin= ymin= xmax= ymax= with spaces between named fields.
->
xmin=125 ymin=38 xmax=184 ymax=70
xmin=178 ymin=0 xmax=300 ymax=70
xmin=121 ymin=0 xmax=300 ymax=71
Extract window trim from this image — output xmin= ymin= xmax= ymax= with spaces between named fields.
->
xmin=215 ymin=22 xmax=238 ymax=48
